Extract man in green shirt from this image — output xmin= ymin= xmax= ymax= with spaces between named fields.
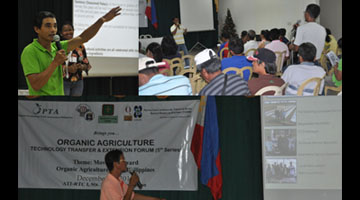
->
xmin=21 ymin=7 xmax=121 ymax=95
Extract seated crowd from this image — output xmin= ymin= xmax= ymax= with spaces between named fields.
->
xmin=139 ymin=4 xmax=342 ymax=96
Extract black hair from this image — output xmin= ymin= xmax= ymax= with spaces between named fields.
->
xmin=228 ymin=37 xmax=244 ymax=54
xmin=60 ymin=21 xmax=74 ymax=32
xmin=325 ymin=28 xmax=331 ymax=43
xmin=279 ymin=28 xmax=286 ymax=36
xmin=146 ymin=42 xmax=164 ymax=62
xmin=248 ymin=30 xmax=256 ymax=40
xmin=34 ymin=11 xmax=56 ymax=29
xmin=221 ymin=32 xmax=230 ymax=39
xmin=161 ymin=35 xmax=178 ymax=57
xmin=298 ymin=42 xmax=317 ymax=62
xmin=269 ymin=28 xmax=280 ymax=41
xmin=305 ymin=4 xmax=321 ymax=19
xmin=260 ymin=30 xmax=270 ymax=41
xmin=259 ymin=60 xmax=277 ymax=75
xmin=105 ymin=149 xmax=123 ymax=172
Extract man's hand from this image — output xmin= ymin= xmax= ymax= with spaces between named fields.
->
xmin=102 ymin=6 xmax=122 ymax=22
xmin=54 ymin=50 xmax=67 ymax=66
xmin=129 ymin=172 xmax=139 ymax=187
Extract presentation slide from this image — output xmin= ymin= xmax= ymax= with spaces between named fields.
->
xmin=73 ymin=0 xmax=138 ymax=77
xmin=261 ymin=96 xmax=342 ymax=200
xmin=179 ymin=0 xmax=214 ymax=32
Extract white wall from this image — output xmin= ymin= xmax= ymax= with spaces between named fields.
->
xmin=320 ymin=0 xmax=342 ymax=40
xmin=218 ymin=0 xmax=319 ymax=39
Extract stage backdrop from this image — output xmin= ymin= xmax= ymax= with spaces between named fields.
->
xmin=18 ymin=100 xmax=200 ymax=190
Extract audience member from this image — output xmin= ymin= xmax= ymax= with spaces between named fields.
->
xmin=258 ymin=30 xmax=271 ymax=48
xmin=279 ymin=28 xmax=290 ymax=45
xmin=218 ymin=32 xmax=230 ymax=58
xmin=265 ymin=28 xmax=289 ymax=70
xmin=324 ymin=58 xmax=342 ymax=94
xmin=161 ymin=35 xmax=181 ymax=60
xmin=247 ymin=48 xmax=285 ymax=95
xmin=221 ymin=37 xmax=253 ymax=81
xmin=138 ymin=57 xmax=192 ymax=95
xmin=324 ymin=28 xmax=338 ymax=54
xmin=244 ymin=30 xmax=259 ymax=56
xmin=146 ymin=42 xmax=170 ymax=74
xmin=194 ymin=49 xmax=250 ymax=96
xmin=241 ymin=30 xmax=249 ymax=44
xmin=289 ymin=4 xmax=326 ymax=62
xmin=281 ymin=42 xmax=326 ymax=95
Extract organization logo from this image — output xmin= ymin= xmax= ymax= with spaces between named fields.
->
xmin=33 ymin=103 xmax=59 ymax=115
xmin=123 ymin=105 xmax=132 ymax=121
xmin=76 ymin=104 xmax=94 ymax=121
xmin=134 ymin=105 xmax=142 ymax=119
xmin=99 ymin=104 xmax=118 ymax=123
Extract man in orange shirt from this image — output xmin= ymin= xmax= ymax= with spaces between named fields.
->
xmin=100 ymin=150 xmax=165 ymax=200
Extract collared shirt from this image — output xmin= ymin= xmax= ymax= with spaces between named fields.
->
xmin=170 ymin=24 xmax=185 ymax=44
xmin=281 ymin=62 xmax=325 ymax=96
xmin=221 ymin=56 xmax=253 ymax=81
xmin=21 ymin=39 xmax=69 ymax=95
xmin=265 ymin=40 xmax=289 ymax=68
xmin=294 ymin=22 xmax=326 ymax=60
xmin=248 ymin=74 xmax=285 ymax=95
xmin=100 ymin=173 xmax=135 ymax=200
xmin=139 ymin=74 xmax=192 ymax=95
xmin=199 ymin=73 xmax=250 ymax=96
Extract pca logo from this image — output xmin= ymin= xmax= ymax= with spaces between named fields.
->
xmin=134 ymin=105 xmax=142 ymax=118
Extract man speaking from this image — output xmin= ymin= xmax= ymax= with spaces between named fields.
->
xmin=21 ymin=7 xmax=121 ymax=95
xmin=100 ymin=149 xmax=166 ymax=200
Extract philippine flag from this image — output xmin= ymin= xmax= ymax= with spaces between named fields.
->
xmin=191 ymin=96 xmax=223 ymax=200
xmin=145 ymin=0 xmax=158 ymax=29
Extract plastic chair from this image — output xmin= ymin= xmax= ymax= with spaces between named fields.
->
xmin=219 ymin=47 xmax=231 ymax=60
xmin=245 ymin=48 xmax=257 ymax=56
xmin=255 ymin=83 xmax=288 ymax=96
xmin=274 ymin=50 xmax=287 ymax=76
xmin=297 ymin=76 xmax=324 ymax=96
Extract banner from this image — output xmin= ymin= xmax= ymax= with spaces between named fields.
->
xmin=18 ymin=100 xmax=199 ymax=190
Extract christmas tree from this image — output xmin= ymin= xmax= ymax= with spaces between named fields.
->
xmin=221 ymin=9 xmax=238 ymax=38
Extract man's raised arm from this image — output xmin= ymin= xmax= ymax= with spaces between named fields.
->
xmin=67 ymin=6 xmax=121 ymax=52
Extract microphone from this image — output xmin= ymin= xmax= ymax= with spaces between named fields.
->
xmin=128 ymin=169 xmax=143 ymax=189
xmin=53 ymin=35 xmax=62 ymax=51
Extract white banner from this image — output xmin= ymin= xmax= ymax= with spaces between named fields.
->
xmin=18 ymin=100 xmax=199 ymax=190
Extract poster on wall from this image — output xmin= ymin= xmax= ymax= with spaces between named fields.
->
xmin=18 ymin=100 xmax=199 ymax=190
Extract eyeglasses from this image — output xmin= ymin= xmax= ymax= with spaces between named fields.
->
xmin=119 ymin=159 xmax=127 ymax=163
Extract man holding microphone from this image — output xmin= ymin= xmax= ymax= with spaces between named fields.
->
xmin=21 ymin=6 xmax=121 ymax=95
xmin=100 ymin=149 xmax=166 ymax=200
xmin=170 ymin=17 xmax=189 ymax=66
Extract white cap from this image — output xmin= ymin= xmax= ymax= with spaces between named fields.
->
xmin=138 ymin=57 xmax=165 ymax=71
xmin=194 ymin=49 xmax=217 ymax=66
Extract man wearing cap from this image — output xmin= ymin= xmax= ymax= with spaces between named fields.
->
xmin=247 ymin=48 xmax=285 ymax=95
xmin=138 ymin=57 xmax=192 ymax=95
xmin=194 ymin=49 xmax=250 ymax=96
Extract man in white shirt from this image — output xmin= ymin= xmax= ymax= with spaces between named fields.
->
xmin=170 ymin=17 xmax=189 ymax=66
xmin=289 ymin=4 xmax=326 ymax=61
xmin=282 ymin=42 xmax=325 ymax=96
xmin=244 ymin=30 xmax=259 ymax=56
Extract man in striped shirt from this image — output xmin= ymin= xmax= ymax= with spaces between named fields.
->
xmin=138 ymin=57 xmax=192 ymax=95
xmin=170 ymin=17 xmax=189 ymax=66
xmin=194 ymin=49 xmax=250 ymax=96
